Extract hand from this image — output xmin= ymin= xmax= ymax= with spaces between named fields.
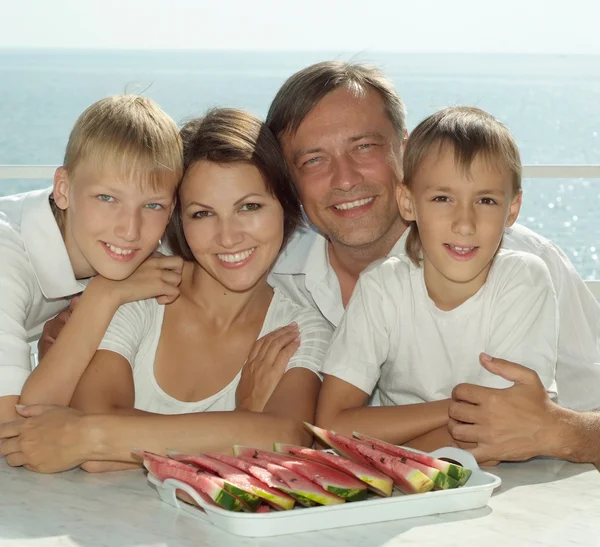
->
xmin=448 ymin=353 xmax=559 ymax=463
xmin=0 ymin=405 xmax=89 ymax=473
xmin=96 ymin=253 xmax=184 ymax=306
xmin=236 ymin=323 xmax=301 ymax=412
xmin=37 ymin=296 xmax=81 ymax=360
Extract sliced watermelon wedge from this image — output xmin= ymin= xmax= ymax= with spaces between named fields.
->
xmin=273 ymin=443 xmax=393 ymax=497
xmin=305 ymin=425 xmax=434 ymax=495
xmin=207 ymin=453 xmax=308 ymax=507
xmin=233 ymin=452 xmax=346 ymax=507
xmin=352 ymin=432 xmax=472 ymax=486
xmin=168 ymin=451 xmax=294 ymax=511
xmin=135 ymin=450 xmax=246 ymax=512
xmin=233 ymin=446 xmax=368 ymax=501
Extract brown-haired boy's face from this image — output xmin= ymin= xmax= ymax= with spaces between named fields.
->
xmin=397 ymin=145 xmax=521 ymax=301
xmin=280 ymin=87 xmax=404 ymax=249
xmin=53 ymin=161 xmax=176 ymax=279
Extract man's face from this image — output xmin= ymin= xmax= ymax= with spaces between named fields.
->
xmin=280 ymin=87 xmax=403 ymax=249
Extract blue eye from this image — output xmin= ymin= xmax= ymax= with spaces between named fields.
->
xmin=145 ymin=203 xmax=164 ymax=210
xmin=98 ymin=194 xmax=114 ymax=203
xmin=240 ymin=203 xmax=261 ymax=212
xmin=303 ymin=157 xmax=320 ymax=167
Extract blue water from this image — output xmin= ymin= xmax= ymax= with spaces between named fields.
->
xmin=0 ymin=50 xmax=598 ymax=278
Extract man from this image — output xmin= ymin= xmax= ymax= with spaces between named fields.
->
xmin=266 ymin=61 xmax=600 ymax=464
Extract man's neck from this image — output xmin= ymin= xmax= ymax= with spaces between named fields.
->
xmin=328 ymin=218 xmax=407 ymax=306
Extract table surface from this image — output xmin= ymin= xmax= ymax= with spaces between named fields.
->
xmin=1 ymin=457 xmax=599 ymax=547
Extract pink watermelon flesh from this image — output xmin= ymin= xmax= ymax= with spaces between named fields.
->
xmin=233 ymin=446 xmax=367 ymax=501
xmin=273 ymin=443 xmax=393 ymax=497
xmin=134 ymin=450 xmax=246 ymax=512
xmin=352 ymin=432 xmax=471 ymax=486
xmin=305 ymin=425 xmax=434 ymax=494
xmin=168 ymin=451 xmax=294 ymax=510
xmin=234 ymin=453 xmax=345 ymax=507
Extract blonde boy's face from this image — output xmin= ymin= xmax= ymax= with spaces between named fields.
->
xmin=397 ymin=144 xmax=521 ymax=302
xmin=53 ymin=162 xmax=176 ymax=280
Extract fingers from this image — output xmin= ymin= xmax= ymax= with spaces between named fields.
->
xmin=150 ymin=255 xmax=184 ymax=274
xmin=448 ymin=400 xmax=479 ymax=424
xmin=69 ymin=295 xmax=82 ymax=311
xmin=0 ymin=420 xmax=22 ymax=441
xmin=261 ymin=327 xmax=300 ymax=365
xmin=451 ymin=382 xmax=487 ymax=405
xmin=479 ymin=353 xmax=540 ymax=385
xmin=447 ymin=418 xmax=484 ymax=444
xmin=0 ymin=437 xmax=20 ymax=457
xmin=15 ymin=404 xmax=61 ymax=418
xmin=273 ymin=337 xmax=301 ymax=370
xmin=6 ymin=451 xmax=26 ymax=467
xmin=253 ymin=324 xmax=299 ymax=363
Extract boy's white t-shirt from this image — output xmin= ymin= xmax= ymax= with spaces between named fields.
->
xmin=321 ymin=250 xmax=558 ymax=405
xmin=0 ymin=188 xmax=86 ymax=397
xmin=98 ymin=288 xmax=333 ymax=414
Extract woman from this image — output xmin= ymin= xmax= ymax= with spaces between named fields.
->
xmin=0 ymin=108 xmax=332 ymax=473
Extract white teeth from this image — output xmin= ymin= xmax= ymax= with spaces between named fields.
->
xmin=447 ymin=244 xmax=475 ymax=255
xmin=217 ymin=248 xmax=255 ymax=263
xmin=106 ymin=243 xmax=134 ymax=255
xmin=333 ymin=197 xmax=374 ymax=211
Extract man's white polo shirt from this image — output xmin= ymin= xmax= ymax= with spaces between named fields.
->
xmin=0 ymin=188 xmax=86 ymax=397
xmin=269 ymin=223 xmax=600 ymax=411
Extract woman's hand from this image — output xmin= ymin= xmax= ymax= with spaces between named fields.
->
xmin=236 ymin=323 xmax=300 ymax=412
xmin=94 ymin=253 xmax=184 ymax=307
xmin=37 ymin=296 xmax=81 ymax=360
xmin=0 ymin=405 xmax=91 ymax=473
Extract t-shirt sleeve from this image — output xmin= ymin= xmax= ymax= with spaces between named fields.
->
xmin=0 ymin=230 xmax=37 ymax=397
xmin=97 ymin=300 xmax=153 ymax=367
xmin=284 ymin=306 xmax=333 ymax=380
xmin=485 ymin=253 xmax=559 ymax=396
xmin=321 ymin=264 xmax=395 ymax=395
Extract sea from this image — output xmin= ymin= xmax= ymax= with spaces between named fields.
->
xmin=0 ymin=49 xmax=598 ymax=279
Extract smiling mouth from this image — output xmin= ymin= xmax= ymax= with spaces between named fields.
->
xmin=332 ymin=197 xmax=375 ymax=211
xmin=216 ymin=247 xmax=256 ymax=263
xmin=444 ymin=244 xmax=478 ymax=255
xmin=103 ymin=242 xmax=138 ymax=256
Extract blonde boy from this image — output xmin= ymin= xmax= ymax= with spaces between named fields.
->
xmin=0 ymin=95 xmax=184 ymax=422
xmin=316 ymin=106 xmax=559 ymax=455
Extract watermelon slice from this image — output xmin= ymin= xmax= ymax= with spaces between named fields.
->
xmin=233 ymin=446 xmax=368 ymax=502
xmin=135 ymin=450 xmax=246 ymax=512
xmin=207 ymin=453 xmax=316 ymax=508
xmin=305 ymin=425 xmax=433 ymax=495
xmin=352 ymin=432 xmax=472 ymax=486
xmin=233 ymin=452 xmax=346 ymax=507
xmin=168 ymin=451 xmax=294 ymax=511
xmin=273 ymin=443 xmax=393 ymax=497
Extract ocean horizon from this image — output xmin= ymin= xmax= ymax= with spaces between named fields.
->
xmin=0 ymin=49 xmax=598 ymax=278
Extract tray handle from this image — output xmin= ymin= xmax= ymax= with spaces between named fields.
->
xmin=147 ymin=473 xmax=212 ymax=522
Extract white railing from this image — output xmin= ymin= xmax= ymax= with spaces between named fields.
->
xmin=1 ymin=164 xmax=599 ymax=298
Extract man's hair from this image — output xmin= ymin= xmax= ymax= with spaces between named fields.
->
xmin=266 ymin=61 xmax=407 ymax=139
xmin=402 ymin=106 xmax=522 ymax=265
xmin=166 ymin=108 xmax=304 ymax=260
xmin=51 ymin=95 xmax=183 ymax=229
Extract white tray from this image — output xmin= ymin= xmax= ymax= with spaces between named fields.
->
xmin=148 ymin=447 xmax=501 ymax=537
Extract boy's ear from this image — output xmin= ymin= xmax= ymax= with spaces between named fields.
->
xmin=396 ymin=183 xmax=416 ymax=222
xmin=52 ymin=167 xmax=70 ymax=210
xmin=505 ymin=190 xmax=522 ymax=227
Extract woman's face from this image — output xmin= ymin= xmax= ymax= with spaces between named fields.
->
xmin=179 ymin=160 xmax=285 ymax=292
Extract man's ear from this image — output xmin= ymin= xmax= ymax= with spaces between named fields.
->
xmin=505 ymin=190 xmax=522 ymax=227
xmin=396 ymin=183 xmax=416 ymax=222
xmin=52 ymin=167 xmax=70 ymax=210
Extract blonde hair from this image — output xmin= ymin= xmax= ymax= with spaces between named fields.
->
xmin=52 ymin=95 xmax=183 ymax=228
xmin=402 ymin=106 xmax=522 ymax=265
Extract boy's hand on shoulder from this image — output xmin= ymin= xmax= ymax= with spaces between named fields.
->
xmin=95 ymin=253 xmax=184 ymax=306
xmin=448 ymin=353 xmax=559 ymax=463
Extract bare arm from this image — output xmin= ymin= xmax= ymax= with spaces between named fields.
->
xmin=316 ymin=374 xmax=449 ymax=445
xmin=20 ymin=255 xmax=183 ymax=407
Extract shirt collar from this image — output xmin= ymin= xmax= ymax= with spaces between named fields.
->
xmin=21 ymin=187 xmax=87 ymax=299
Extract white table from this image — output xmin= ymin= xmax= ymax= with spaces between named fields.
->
xmin=1 ymin=458 xmax=599 ymax=546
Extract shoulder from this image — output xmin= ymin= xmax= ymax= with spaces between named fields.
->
xmin=360 ymin=253 xmax=413 ymax=289
xmin=271 ymin=288 xmax=333 ymax=333
xmin=502 ymin=223 xmax=552 ymax=252
xmin=0 ymin=219 xmax=35 ymax=285
xmin=490 ymin=249 xmax=554 ymax=289
xmin=111 ymin=298 xmax=162 ymax=329
xmin=272 ymin=226 xmax=323 ymax=274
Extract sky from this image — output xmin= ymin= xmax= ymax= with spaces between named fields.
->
xmin=1 ymin=0 xmax=599 ymax=54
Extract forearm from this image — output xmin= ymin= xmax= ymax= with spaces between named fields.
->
xmin=404 ymin=425 xmax=454 ymax=452
xmin=551 ymin=407 xmax=600 ymax=465
xmin=81 ymin=411 xmax=308 ymax=463
xmin=0 ymin=396 xmax=20 ymax=424
xmin=20 ymin=284 xmax=119 ymax=406
xmin=317 ymin=400 xmax=450 ymax=446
